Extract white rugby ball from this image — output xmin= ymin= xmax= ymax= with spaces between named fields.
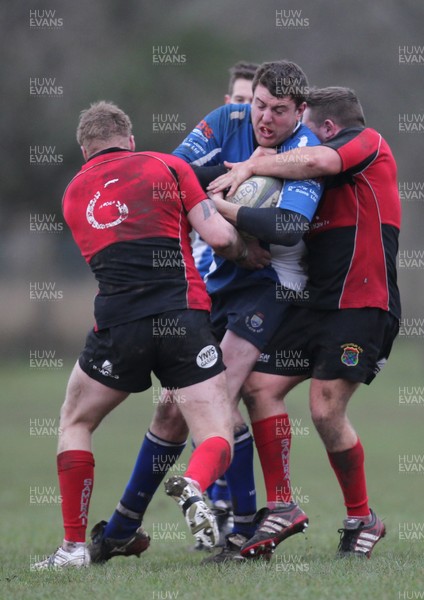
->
xmin=226 ymin=175 xmax=283 ymax=209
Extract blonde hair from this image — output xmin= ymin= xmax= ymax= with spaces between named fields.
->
xmin=76 ymin=101 xmax=132 ymax=153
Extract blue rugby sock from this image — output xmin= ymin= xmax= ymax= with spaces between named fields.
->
xmin=208 ymin=478 xmax=232 ymax=505
xmin=224 ymin=425 xmax=257 ymax=537
xmin=104 ymin=430 xmax=186 ymax=539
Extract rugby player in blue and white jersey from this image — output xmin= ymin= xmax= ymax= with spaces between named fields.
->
xmin=172 ymin=60 xmax=323 ymax=562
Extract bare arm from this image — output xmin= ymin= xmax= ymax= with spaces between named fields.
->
xmin=208 ymin=145 xmax=343 ymax=197
xmin=212 ymin=197 xmax=239 ymax=226
xmin=187 ymin=198 xmax=271 ymax=269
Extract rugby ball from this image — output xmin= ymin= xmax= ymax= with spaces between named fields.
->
xmin=226 ymin=176 xmax=283 ymax=208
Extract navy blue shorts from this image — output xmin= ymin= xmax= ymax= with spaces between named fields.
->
xmin=253 ymin=306 xmax=399 ymax=384
xmin=210 ymin=280 xmax=292 ymax=350
xmin=79 ymin=309 xmax=225 ymax=392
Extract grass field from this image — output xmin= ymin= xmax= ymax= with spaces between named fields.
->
xmin=1 ymin=337 xmax=423 ymax=600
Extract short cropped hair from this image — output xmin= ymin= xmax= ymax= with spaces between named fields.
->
xmin=252 ymin=60 xmax=309 ymax=106
xmin=76 ymin=101 xmax=132 ymax=149
xmin=306 ymin=87 xmax=366 ymax=128
xmin=228 ymin=61 xmax=259 ymax=95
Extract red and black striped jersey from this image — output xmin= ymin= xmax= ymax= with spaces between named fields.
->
xmin=304 ymin=127 xmax=401 ymax=318
xmin=63 ymin=148 xmax=211 ymax=328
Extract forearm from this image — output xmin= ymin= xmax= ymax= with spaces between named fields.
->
xmin=188 ymin=199 xmax=248 ymax=263
xmin=213 ymin=198 xmax=239 ymax=225
xmin=237 ymin=207 xmax=309 ymax=246
xmin=213 ymin=198 xmax=308 ymax=246
xmin=213 ymin=229 xmax=249 ymax=263
xmin=250 ymin=146 xmax=342 ymax=179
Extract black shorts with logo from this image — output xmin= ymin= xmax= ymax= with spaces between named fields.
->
xmin=79 ymin=309 xmax=225 ymax=393
xmin=253 ymin=306 xmax=399 ymax=384
xmin=210 ymin=280 xmax=292 ymax=350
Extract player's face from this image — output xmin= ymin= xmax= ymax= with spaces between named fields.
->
xmin=251 ymin=84 xmax=305 ymax=147
xmin=225 ymin=78 xmax=254 ymax=104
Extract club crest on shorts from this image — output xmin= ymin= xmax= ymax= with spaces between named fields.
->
xmin=340 ymin=343 xmax=363 ymax=367
xmin=245 ymin=312 xmax=264 ymax=333
xmin=196 ymin=345 xmax=219 ymax=368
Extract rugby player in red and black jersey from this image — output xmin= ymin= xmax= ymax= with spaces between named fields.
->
xmin=209 ymin=87 xmax=401 ymax=559
xmin=34 ymin=101 xmax=254 ymax=569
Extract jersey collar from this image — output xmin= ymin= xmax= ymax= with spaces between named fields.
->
xmin=86 ymin=147 xmax=133 ymax=162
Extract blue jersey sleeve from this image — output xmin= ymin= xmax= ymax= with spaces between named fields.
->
xmin=276 ymin=124 xmax=324 ymax=221
xmin=277 ymin=178 xmax=323 ymax=221
xmin=173 ymin=106 xmax=227 ymax=166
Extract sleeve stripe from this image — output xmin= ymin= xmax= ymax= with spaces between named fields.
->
xmin=190 ymin=148 xmax=222 ymax=166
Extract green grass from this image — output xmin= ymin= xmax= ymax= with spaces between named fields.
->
xmin=1 ymin=338 xmax=424 ymax=599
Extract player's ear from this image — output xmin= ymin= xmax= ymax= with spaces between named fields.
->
xmin=296 ymin=101 xmax=307 ymax=119
xmin=323 ymin=119 xmax=338 ymax=141
xmin=224 ymin=94 xmax=231 ymax=105
xmin=81 ymin=146 xmax=89 ymax=161
xmin=129 ymin=135 xmax=136 ymax=151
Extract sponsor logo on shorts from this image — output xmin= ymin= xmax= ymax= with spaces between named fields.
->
xmin=340 ymin=344 xmax=363 ymax=367
xmin=92 ymin=359 xmax=120 ymax=379
xmin=257 ymin=352 xmax=271 ymax=363
xmin=245 ymin=312 xmax=264 ymax=334
xmin=196 ymin=345 xmax=219 ymax=369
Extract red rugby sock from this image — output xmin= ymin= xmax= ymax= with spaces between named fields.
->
xmin=327 ymin=438 xmax=369 ymax=518
xmin=252 ymin=414 xmax=292 ymax=505
xmin=185 ymin=437 xmax=231 ymax=492
xmin=57 ymin=450 xmax=95 ymax=542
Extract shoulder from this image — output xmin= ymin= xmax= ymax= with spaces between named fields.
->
xmin=225 ymin=103 xmax=251 ymax=121
xmin=323 ymin=127 xmax=371 ymax=151
xmin=286 ymin=122 xmax=321 ymax=149
xmin=136 ymin=150 xmax=186 ymax=169
xmin=202 ymin=103 xmax=250 ymax=131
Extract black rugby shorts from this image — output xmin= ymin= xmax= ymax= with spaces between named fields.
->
xmin=79 ymin=309 xmax=225 ymax=392
xmin=253 ymin=306 xmax=399 ymax=384
xmin=210 ymin=280 xmax=293 ymax=350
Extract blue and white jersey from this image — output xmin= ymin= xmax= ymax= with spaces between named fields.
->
xmin=191 ymin=232 xmax=214 ymax=279
xmin=174 ymin=104 xmax=323 ymax=295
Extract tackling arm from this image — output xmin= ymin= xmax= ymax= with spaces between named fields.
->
xmin=213 ymin=199 xmax=308 ymax=246
xmin=208 ymin=145 xmax=342 ymax=197
xmin=187 ymin=199 xmax=270 ymax=269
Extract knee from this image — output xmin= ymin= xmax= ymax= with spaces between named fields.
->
xmin=241 ymin=375 xmax=270 ymax=409
xmin=310 ymin=386 xmax=340 ymax=431
xmin=59 ymin=376 xmax=102 ymax=434
xmin=240 ymin=387 xmax=258 ymax=414
xmin=241 ymin=374 xmax=288 ymax=421
xmin=150 ymin=397 xmax=188 ymax=442
xmin=241 ymin=383 xmax=266 ymax=422
xmin=310 ymin=405 xmax=333 ymax=433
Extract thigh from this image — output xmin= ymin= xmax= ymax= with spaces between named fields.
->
xmin=61 ymin=362 xmax=128 ymax=429
xmin=309 ymin=377 xmax=360 ymax=415
xmin=220 ymin=330 xmax=260 ymax=406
